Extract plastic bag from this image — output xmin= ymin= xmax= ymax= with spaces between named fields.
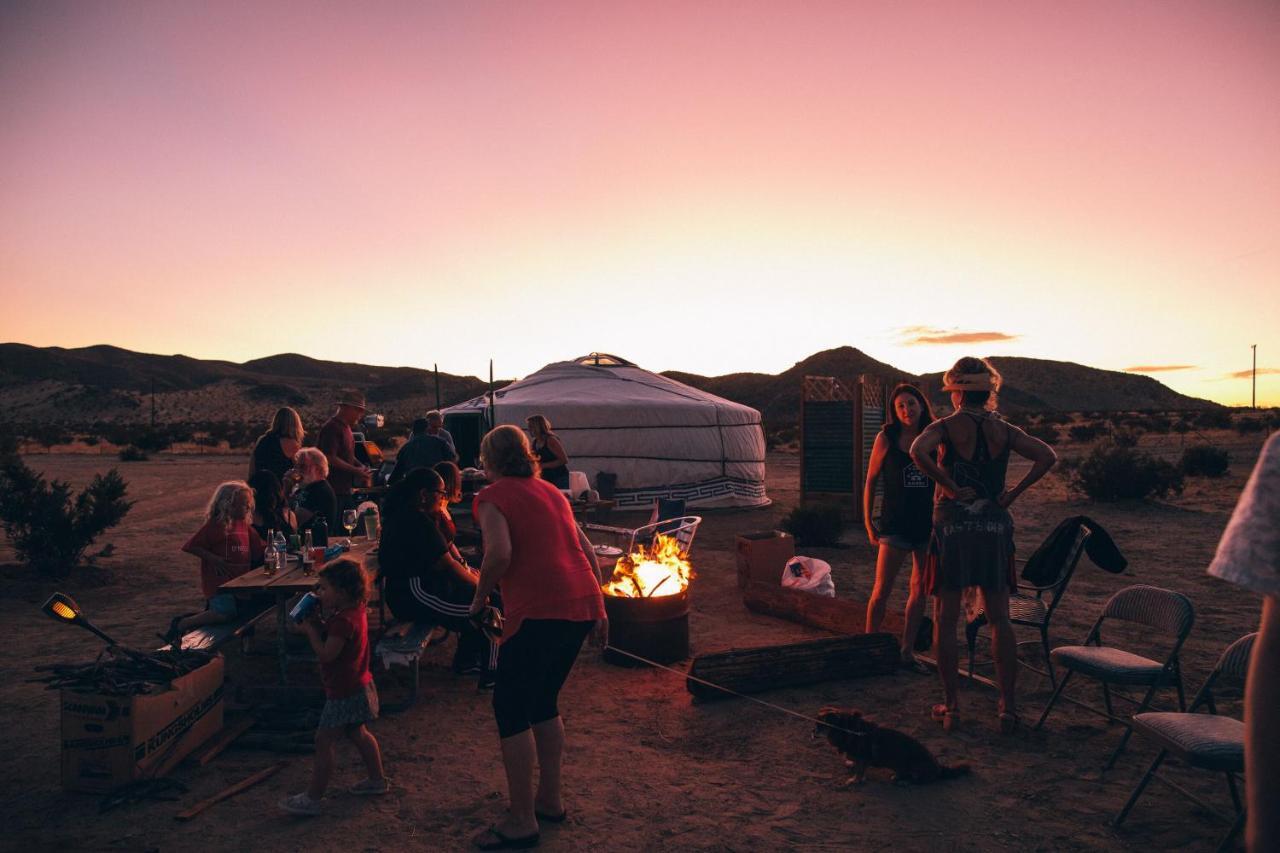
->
xmin=780 ymin=556 xmax=835 ymax=597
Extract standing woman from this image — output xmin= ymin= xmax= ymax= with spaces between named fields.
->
xmin=526 ymin=414 xmax=570 ymax=490
xmin=910 ymin=357 xmax=1056 ymax=734
xmin=249 ymin=407 xmax=304 ymax=482
xmin=863 ymin=384 xmax=936 ymax=671
xmin=469 ymin=425 xmax=606 ymax=851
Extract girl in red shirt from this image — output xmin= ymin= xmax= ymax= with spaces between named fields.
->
xmin=167 ymin=481 xmax=263 ymax=643
xmin=279 ymin=558 xmax=387 ymax=816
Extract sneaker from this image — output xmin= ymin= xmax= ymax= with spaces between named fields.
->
xmin=477 ymin=673 xmax=496 ymax=691
xmin=455 ymin=661 xmax=483 ymax=676
xmin=349 ymin=778 xmax=390 ymax=796
xmin=279 ymin=792 xmax=322 ymax=816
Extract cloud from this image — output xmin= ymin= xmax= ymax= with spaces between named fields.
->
xmin=1124 ymin=365 xmax=1197 ymax=373
xmin=1225 ymin=367 xmax=1280 ymax=379
xmin=898 ymin=327 xmax=1019 ymax=346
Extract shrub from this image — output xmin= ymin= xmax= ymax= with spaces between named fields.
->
xmin=1039 ymin=412 xmax=1074 ymax=425
xmin=118 ymin=445 xmax=149 ymax=462
xmin=1194 ymin=409 xmax=1233 ymax=430
xmin=1235 ymin=418 xmax=1266 ymax=435
xmin=1068 ymin=423 xmax=1104 ymax=443
xmin=1181 ymin=444 xmax=1230 ymax=478
xmin=781 ymin=503 xmax=845 ymax=547
xmin=1171 ymin=419 xmax=1191 ymax=435
xmin=1025 ymin=423 xmax=1059 ymax=445
xmin=1111 ymin=426 xmax=1140 ymax=448
xmin=1071 ymin=443 xmax=1184 ymax=502
xmin=0 ymin=459 xmax=133 ymax=577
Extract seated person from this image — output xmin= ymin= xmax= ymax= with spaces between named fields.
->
xmin=378 ymin=468 xmax=497 ymax=681
xmin=249 ymin=469 xmax=296 ymax=542
xmin=290 ymin=447 xmax=339 ymax=533
xmin=437 ymin=460 xmax=482 ymax=549
xmin=388 ymin=417 xmax=456 ymax=485
xmin=166 ymin=481 xmax=264 ymax=642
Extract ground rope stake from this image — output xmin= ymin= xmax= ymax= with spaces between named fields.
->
xmin=602 ymin=644 xmax=854 ymax=734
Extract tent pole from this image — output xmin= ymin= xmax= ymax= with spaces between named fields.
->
xmin=434 ymin=363 xmax=441 ymax=409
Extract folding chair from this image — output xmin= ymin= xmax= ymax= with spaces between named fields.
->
xmin=966 ymin=523 xmax=1091 ymax=687
xmin=1034 ymin=584 xmax=1194 ymax=769
xmin=1114 ymin=633 xmax=1255 ymax=852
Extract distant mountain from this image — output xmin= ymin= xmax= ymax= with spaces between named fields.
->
xmin=0 ymin=343 xmax=500 ymax=425
xmin=0 ymin=343 xmax=1218 ymax=431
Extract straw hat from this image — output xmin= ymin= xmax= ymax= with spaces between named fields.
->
xmin=335 ymin=389 xmax=367 ymax=410
xmin=940 ymin=373 xmax=995 ymax=392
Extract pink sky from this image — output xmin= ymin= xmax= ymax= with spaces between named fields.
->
xmin=2 ymin=1 xmax=1277 ymax=404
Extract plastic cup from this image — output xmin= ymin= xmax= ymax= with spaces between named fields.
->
xmin=363 ymin=513 xmax=379 ymax=539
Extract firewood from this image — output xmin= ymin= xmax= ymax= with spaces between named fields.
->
xmin=686 ymin=633 xmax=899 ymax=700
xmin=187 ymin=714 xmax=258 ymax=766
xmin=174 ymin=762 xmax=287 ymax=821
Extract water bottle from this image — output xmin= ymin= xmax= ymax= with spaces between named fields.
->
xmin=313 ymin=513 xmax=329 ymax=547
xmin=272 ymin=529 xmax=288 ymax=573
xmin=263 ymin=529 xmax=278 ymax=577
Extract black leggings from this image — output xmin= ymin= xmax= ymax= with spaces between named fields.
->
xmin=386 ymin=577 xmax=499 ymax=673
xmin=492 ymin=619 xmax=593 ymax=738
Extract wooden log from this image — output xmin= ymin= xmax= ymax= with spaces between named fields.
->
xmin=174 ymin=762 xmax=287 ymax=821
xmin=686 ymin=633 xmax=900 ymax=700
xmin=187 ymin=714 xmax=258 ymax=766
xmin=741 ymin=580 xmax=906 ymax=637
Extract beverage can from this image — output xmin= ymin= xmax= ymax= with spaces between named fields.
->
xmin=289 ymin=592 xmax=319 ymax=623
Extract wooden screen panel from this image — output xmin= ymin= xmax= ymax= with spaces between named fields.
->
xmin=800 ymin=376 xmax=856 ymax=504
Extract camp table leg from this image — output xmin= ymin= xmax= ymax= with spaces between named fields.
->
xmin=276 ymin=592 xmax=289 ymax=685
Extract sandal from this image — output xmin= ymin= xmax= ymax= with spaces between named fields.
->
xmin=998 ymin=711 xmax=1021 ymax=735
xmin=473 ymin=825 xmax=540 ymax=850
xmin=931 ymin=704 xmax=960 ymax=732
xmin=900 ymin=654 xmax=931 ymax=675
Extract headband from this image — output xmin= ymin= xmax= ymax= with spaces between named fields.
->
xmin=940 ymin=372 xmax=995 ymax=392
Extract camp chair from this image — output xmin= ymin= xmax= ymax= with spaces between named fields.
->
xmin=1034 ymin=584 xmax=1194 ymax=769
xmin=966 ymin=524 xmax=1092 ymax=688
xmin=1114 ymin=633 xmax=1255 ymax=852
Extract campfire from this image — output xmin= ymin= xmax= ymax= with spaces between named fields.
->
xmin=602 ymin=533 xmax=693 ymax=598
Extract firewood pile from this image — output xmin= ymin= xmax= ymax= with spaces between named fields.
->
xmin=32 ymin=647 xmax=217 ymax=696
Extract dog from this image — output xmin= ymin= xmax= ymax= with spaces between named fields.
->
xmin=813 ymin=707 xmax=971 ymax=786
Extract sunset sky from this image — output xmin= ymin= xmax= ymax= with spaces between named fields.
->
xmin=2 ymin=1 xmax=1277 ymax=405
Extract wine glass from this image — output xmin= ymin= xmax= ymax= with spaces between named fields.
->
xmin=342 ymin=509 xmax=358 ymax=545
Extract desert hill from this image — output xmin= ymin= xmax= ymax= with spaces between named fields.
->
xmin=0 ymin=343 xmax=1217 ymax=433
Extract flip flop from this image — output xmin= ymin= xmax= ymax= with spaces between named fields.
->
xmin=473 ymin=825 xmax=540 ymax=850
xmin=931 ymin=704 xmax=960 ymax=732
xmin=999 ymin=711 xmax=1021 ymax=735
xmin=534 ymin=809 xmax=567 ymax=823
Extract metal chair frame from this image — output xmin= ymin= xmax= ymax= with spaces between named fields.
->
xmin=1034 ymin=584 xmax=1194 ymax=770
xmin=966 ymin=524 xmax=1092 ymax=688
xmin=1114 ymin=633 xmax=1255 ymax=853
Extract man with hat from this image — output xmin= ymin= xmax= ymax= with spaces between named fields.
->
xmin=318 ymin=389 xmax=373 ymax=506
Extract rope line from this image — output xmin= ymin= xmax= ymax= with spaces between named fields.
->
xmin=601 ymin=644 xmax=852 ymax=733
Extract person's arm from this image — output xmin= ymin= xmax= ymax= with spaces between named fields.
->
xmin=910 ymin=421 xmax=974 ymax=502
xmin=575 ymin=524 xmax=603 ymax=584
xmin=1247 ymin=595 xmax=1280 ymax=852
xmin=999 ymin=423 xmax=1057 ymax=508
xmin=319 ymin=427 xmax=366 ymax=477
xmin=862 ymin=433 xmax=887 ymax=546
xmin=440 ymin=549 xmax=477 ymax=586
xmin=470 ymin=501 xmax=512 ymax=614
xmin=301 ymin=618 xmax=347 ymax=664
xmin=543 ymin=435 xmax=569 ymax=471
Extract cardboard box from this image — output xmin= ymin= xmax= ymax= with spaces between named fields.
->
xmin=61 ymin=655 xmax=224 ymax=793
xmin=735 ymin=531 xmax=796 ymax=590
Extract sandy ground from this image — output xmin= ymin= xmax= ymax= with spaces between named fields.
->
xmin=0 ymin=434 xmax=1270 ymax=852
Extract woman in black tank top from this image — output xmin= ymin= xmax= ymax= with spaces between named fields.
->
xmin=910 ymin=357 xmax=1057 ymax=734
xmin=526 ymin=414 xmax=570 ymax=490
xmin=862 ymin=384 xmax=936 ymax=670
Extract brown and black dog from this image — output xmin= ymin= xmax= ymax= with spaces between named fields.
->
xmin=813 ymin=707 xmax=971 ymax=786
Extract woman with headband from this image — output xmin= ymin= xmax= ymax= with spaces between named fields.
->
xmin=909 ymin=356 xmax=1056 ymax=734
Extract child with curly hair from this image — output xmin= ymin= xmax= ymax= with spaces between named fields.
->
xmin=279 ymin=558 xmax=387 ymax=816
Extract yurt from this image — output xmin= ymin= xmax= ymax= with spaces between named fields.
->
xmin=444 ymin=354 xmax=768 ymax=509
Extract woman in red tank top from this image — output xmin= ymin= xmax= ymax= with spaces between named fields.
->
xmin=469 ymin=425 xmax=606 ymax=850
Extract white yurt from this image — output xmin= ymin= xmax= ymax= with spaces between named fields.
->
xmin=444 ymin=354 xmax=768 ymax=509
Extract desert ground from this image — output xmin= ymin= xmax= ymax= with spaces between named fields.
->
xmin=0 ymin=433 xmax=1269 ymax=852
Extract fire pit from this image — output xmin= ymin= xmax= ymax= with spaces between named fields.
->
xmin=601 ymin=533 xmax=693 ymax=666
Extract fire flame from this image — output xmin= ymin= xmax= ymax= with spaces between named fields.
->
xmin=602 ymin=532 xmax=693 ymax=598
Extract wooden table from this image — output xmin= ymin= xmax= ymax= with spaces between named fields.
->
xmin=221 ymin=538 xmax=380 ymax=684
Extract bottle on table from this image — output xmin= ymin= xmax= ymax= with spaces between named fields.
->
xmin=272 ymin=529 xmax=288 ymax=573
xmin=302 ymin=529 xmax=315 ymax=576
xmin=312 ymin=514 xmax=329 ymax=548
xmin=263 ymin=529 xmax=278 ymax=577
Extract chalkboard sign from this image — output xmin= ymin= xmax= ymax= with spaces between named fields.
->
xmin=801 ymin=400 xmax=855 ymax=493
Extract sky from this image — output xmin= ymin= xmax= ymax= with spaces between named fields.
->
xmin=2 ymin=1 xmax=1277 ymax=406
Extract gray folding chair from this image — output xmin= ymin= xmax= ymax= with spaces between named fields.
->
xmin=1034 ymin=584 xmax=1195 ymax=769
xmin=1114 ymin=633 xmax=1255 ymax=853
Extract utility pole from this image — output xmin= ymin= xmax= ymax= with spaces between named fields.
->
xmin=1252 ymin=344 xmax=1257 ymax=410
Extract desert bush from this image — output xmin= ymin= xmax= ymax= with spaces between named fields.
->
xmin=118 ymin=445 xmax=149 ymax=462
xmin=1235 ymin=418 xmax=1266 ymax=435
xmin=1194 ymin=409 xmax=1233 ymax=430
xmin=781 ymin=502 xmax=845 ymax=547
xmin=0 ymin=458 xmax=133 ymax=577
xmin=1181 ymin=444 xmax=1230 ymax=478
xmin=1071 ymin=443 xmax=1184 ymax=502
xmin=1039 ymin=412 xmax=1073 ymax=425
xmin=1110 ymin=426 xmax=1141 ymax=448
xmin=1026 ymin=423 xmax=1059 ymax=445
xmin=1171 ymin=419 xmax=1191 ymax=435
xmin=1068 ymin=423 xmax=1104 ymax=443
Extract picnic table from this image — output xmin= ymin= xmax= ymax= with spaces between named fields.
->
xmin=220 ymin=538 xmax=380 ymax=684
